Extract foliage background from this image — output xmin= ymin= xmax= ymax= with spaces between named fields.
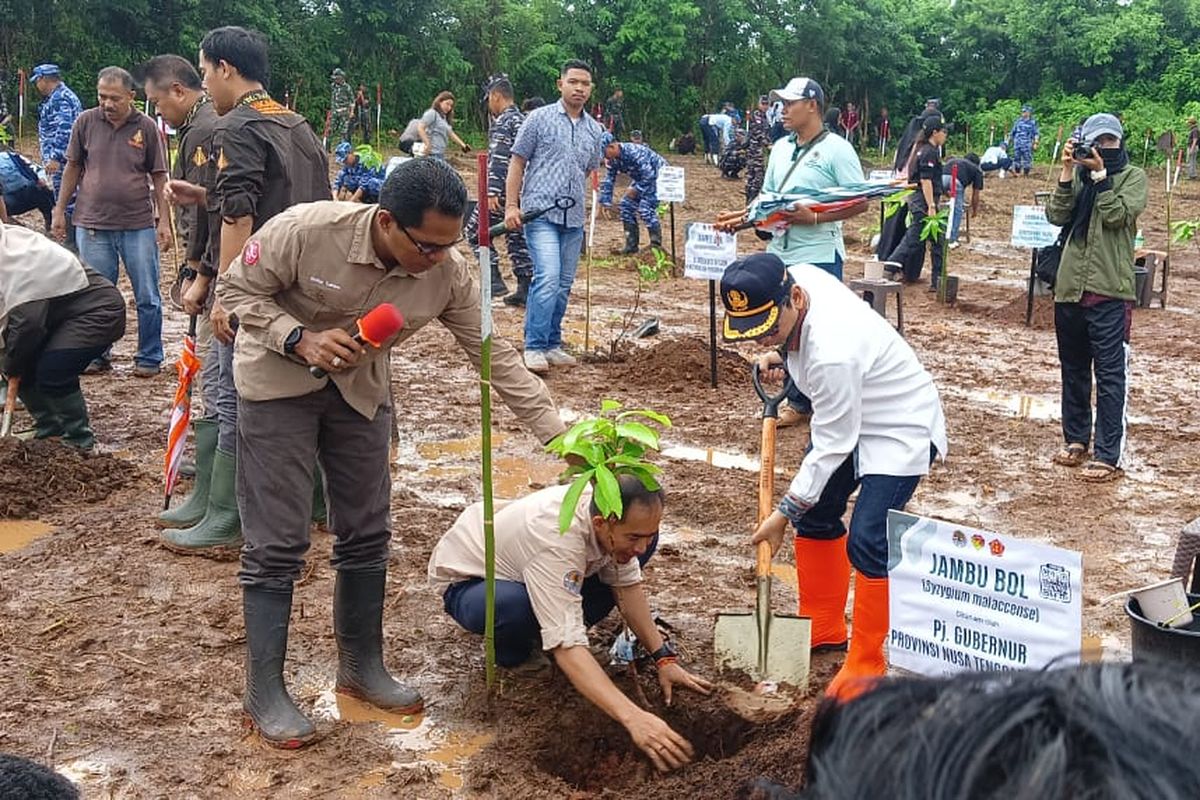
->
xmin=2 ymin=0 xmax=1199 ymax=161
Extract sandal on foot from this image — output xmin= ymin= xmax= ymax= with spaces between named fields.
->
xmin=1052 ymin=443 xmax=1089 ymax=467
xmin=1079 ymin=460 xmax=1123 ymax=482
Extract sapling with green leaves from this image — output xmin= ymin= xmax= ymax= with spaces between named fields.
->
xmin=544 ymin=399 xmax=671 ymax=533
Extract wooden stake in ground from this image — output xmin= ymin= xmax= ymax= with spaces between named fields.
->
xmin=939 ymin=163 xmax=957 ymax=303
xmin=1 ymin=376 xmax=19 ymax=437
xmin=17 ymin=69 xmax=26 ymax=144
xmin=476 ymin=154 xmax=498 ymax=687
xmin=375 ymin=83 xmax=382 ymax=151
xmin=585 ymin=170 xmax=598 ymax=354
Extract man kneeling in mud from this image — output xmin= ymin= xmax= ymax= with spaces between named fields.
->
xmin=429 ymin=475 xmax=713 ymax=772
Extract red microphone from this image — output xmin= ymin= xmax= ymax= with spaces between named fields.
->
xmin=309 ymin=302 xmax=404 ymax=378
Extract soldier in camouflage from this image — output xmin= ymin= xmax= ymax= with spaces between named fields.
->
xmin=465 ymin=76 xmax=533 ymax=305
xmin=332 ymin=142 xmax=384 ymax=203
xmin=329 ymin=68 xmax=353 ymax=149
xmin=1008 ymin=105 xmax=1040 ymax=176
xmin=599 ymin=132 xmax=667 ymax=254
xmin=32 ymin=64 xmax=83 ymax=248
xmin=745 ymin=95 xmax=770 ymax=203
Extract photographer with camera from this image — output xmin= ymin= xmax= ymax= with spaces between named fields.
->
xmin=1045 ymin=113 xmax=1146 ymax=483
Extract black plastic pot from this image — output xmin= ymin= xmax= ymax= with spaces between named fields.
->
xmin=1126 ymin=593 xmax=1200 ymax=666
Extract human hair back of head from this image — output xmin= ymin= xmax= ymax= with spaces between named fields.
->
xmin=199 ymin=26 xmax=270 ymax=84
xmin=378 ymin=158 xmax=467 ymax=228
xmin=795 ymin=662 xmax=1200 ymax=800
xmin=136 ymin=55 xmax=202 ymax=92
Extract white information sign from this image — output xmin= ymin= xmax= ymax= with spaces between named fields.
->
xmin=656 ymin=166 xmax=686 ymax=202
xmin=868 ymin=169 xmax=895 ymax=181
xmin=683 ymin=223 xmax=737 ymax=281
xmin=1010 ymin=205 xmax=1062 ymax=248
xmin=887 ymin=511 xmax=1082 ymax=676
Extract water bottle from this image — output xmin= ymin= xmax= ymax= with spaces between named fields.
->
xmin=1134 ymin=228 xmax=1144 ymax=249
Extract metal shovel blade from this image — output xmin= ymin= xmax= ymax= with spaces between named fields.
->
xmin=714 ymin=576 xmax=812 ymax=688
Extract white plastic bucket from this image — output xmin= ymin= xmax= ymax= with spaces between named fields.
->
xmin=1131 ymin=577 xmax=1193 ymax=628
xmin=864 ymin=259 xmax=885 ymax=281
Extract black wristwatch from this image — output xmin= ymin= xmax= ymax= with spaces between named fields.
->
xmin=650 ymin=640 xmax=677 ymax=663
xmin=283 ymin=326 xmax=305 ymax=355
xmin=179 ymin=266 xmax=198 ymax=281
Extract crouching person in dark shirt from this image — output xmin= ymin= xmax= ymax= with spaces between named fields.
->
xmin=0 ymin=222 xmax=125 ymax=450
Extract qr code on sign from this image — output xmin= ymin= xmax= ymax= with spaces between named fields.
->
xmin=1039 ymin=564 xmax=1072 ymax=603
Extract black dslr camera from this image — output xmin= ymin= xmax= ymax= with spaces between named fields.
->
xmin=1073 ymin=144 xmax=1094 ymax=160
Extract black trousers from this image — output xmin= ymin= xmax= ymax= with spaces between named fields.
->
xmin=1054 ymin=300 xmax=1130 ymax=467
xmin=237 ymin=384 xmax=392 ymax=591
xmin=887 ymin=205 xmax=943 ymax=285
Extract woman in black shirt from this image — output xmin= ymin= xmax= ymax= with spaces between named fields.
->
xmin=885 ymin=116 xmax=948 ymax=288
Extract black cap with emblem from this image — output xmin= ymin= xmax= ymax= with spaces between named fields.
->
xmin=719 ymin=253 xmax=794 ymax=341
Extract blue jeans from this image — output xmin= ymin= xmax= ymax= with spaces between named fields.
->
xmin=794 ymin=446 xmax=933 ymax=578
xmin=76 ymin=227 xmax=163 ymax=367
xmin=442 ymin=534 xmax=658 ymax=666
xmin=523 ymin=218 xmax=584 ymax=352
xmin=940 ymin=175 xmax=965 ymax=242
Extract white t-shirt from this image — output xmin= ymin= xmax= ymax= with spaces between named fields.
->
xmin=981 ymin=145 xmax=1007 ymax=165
xmin=782 ymin=265 xmax=948 ymax=506
xmin=428 ymin=484 xmax=642 ymax=651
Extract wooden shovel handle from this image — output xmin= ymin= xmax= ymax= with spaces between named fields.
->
xmin=758 ymin=416 xmax=776 ymax=525
xmin=756 ymin=540 xmax=772 ymax=579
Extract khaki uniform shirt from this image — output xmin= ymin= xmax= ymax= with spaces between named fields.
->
xmin=428 ymin=484 xmax=643 ymax=650
xmin=216 ymin=201 xmax=564 ymax=442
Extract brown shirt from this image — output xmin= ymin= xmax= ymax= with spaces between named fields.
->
xmin=174 ymin=97 xmax=219 ymax=267
xmin=65 ymin=108 xmax=166 ymax=230
xmin=428 ymin=484 xmax=642 ymax=651
xmin=216 ymin=201 xmax=565 ymax=442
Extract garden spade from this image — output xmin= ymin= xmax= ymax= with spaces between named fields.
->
xmin=713 ymin=365 xmax=811 ymax=687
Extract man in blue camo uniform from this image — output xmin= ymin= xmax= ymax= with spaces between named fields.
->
xmin=1009 ymin=105 xmax=1040 ymax=176
xmin=465 ymin=75 xmax=533 ymax=305
xmin=331 ymin=142 xmax=384 ymax=203
xmin=745 ymin=95 xmax=771 ymax=202
xmin=33 ymin=64 xmax=83 ymax=248
xmin=599 ymin=131 xmax=667 ymax=254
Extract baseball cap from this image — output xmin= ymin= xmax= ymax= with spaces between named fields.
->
xmin=769 ymin=78 xmax=824 ymax=108
xmin=331 ymin=68 xmax=345 ymax=79
xmin=720 ymin=253 xmax=795 ymax=341
xmin=600 ymin=131 xmax=616 ymax=149
xmin=31 ymin=64 xmax=61 ymax=80
xmin=1080 ymin=113 xmax=1123 ymax=145
xmin=1021 ymin=104 xmax=1033 ymax=113
xmin=335 ymin=141 xmax=352 ymax=163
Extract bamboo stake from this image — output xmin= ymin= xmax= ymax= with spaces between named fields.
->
xmin=476 ymin=155 xmax=497 ymax=687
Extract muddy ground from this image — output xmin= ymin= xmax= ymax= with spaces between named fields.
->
xmin=1 ymin=146 xmax=1199 ymax=798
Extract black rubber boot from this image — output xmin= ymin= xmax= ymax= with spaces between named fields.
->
xmin=504 ymin=274 xmax=531 ymax=307
xmin=17 ymin=384 xmax=64 ymax=439
xmin=489 ymin=258 xmax=510 ymax=298
xmin=648 ymin=224 xmax=663 ymax=249
xmin=616 ymin=223 xmax=639 ymax=255
xmin=333 ymin=570 xmax=424 ymax=713
xmin=242 ymin=587 xmax=317 ymax=748
xmin=48 ymin=390 xmax=95 ymax=450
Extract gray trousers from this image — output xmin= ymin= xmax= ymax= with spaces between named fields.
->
xmin=236 ymin=383 xmax=393 ymax=591
xmin=213 ymin=336 xmax=238 ymax=452
xmin=196 ymin=314 xmax=219 ymax=421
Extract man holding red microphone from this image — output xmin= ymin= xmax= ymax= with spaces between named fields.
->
xmin=218 ymin=157 xmax=565 ymax=748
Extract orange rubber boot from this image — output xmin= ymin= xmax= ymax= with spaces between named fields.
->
xmin=793 ymin=536 xmax=850 ymax=652
xmin=824 ymin=575 xmax=889 ymax=702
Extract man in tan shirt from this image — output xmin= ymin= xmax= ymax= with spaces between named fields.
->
xmin=217 ymin=158 xmax=565 ymax=749
xmin=429 ymin=477 xmax=713 ymax=773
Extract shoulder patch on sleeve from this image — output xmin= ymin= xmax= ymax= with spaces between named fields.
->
xmin=562 ymin=569 xmax=584 ymax=596
xmin=243 ymin=240 xmax=261 ymax=265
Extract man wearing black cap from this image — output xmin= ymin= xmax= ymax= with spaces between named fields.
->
xmin=1046 ymin=113 xmax=1146 ymax=482
xmin=719 ymin=253 xmax=947 ymax=702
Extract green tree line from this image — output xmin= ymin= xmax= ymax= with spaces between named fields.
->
xmin=2 ymin=0 xmax=1199 ymax=160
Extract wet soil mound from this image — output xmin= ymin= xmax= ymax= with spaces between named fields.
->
xmin=615 ymin=336 xmax=752 ymax=390
xmin=0 ymin=438 xmax=141 ymax=518
xmin=959 ymin=292 xmax=1055 ymax=330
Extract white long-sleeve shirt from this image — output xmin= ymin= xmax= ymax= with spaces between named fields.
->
xmin=783 ymin=265 xmax=948 ymax=506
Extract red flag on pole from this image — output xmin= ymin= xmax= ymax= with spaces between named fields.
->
xmin=163 ymin=317 xmax=201 ymax=509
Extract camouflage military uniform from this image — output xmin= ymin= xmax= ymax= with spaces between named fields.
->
xmin=465 ymin=103 xmax=532 ymax=285
xmin=329 ymin=73 xmax=354 ymax=147
xmin=600 ymin=141 xmax=667 ymax=229
xmin=38 ymin=81 xmax=83 ymax=205
xmin=745 ymin=108 xmax=770 ymax=202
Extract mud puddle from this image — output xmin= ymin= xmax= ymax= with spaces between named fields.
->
xmin=0 ymin=519 xmax=53 ymax=554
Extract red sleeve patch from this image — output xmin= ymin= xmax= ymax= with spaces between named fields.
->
xmin=243 ymin=240 xmax=261 ymax=265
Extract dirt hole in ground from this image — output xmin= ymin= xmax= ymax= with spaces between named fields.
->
xmin=535 ymin=696 xmax=756 ymax=793
xmin=0 ymin=438 xmax=141 ymax=518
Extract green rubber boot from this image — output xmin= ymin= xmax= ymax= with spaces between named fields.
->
xmin=158 ymin=419 xmax=219 ymax=528
xmin=161 ymin=449 xmax=242 ymax=555
xmin=48 ymin=390 xmax=95 ymax=450
xmin=17 ymin=384 xmax=64 ymax=439
xmin=311 ymin=466 xmax=328 ymax=527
